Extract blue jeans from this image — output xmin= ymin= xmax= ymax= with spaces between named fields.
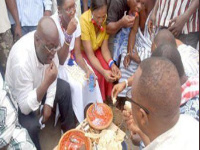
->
xmin=11 ymin=24 xmax=37 ymax=36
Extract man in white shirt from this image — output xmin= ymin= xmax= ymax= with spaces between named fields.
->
xmin=126 ymin=57 xmax=199 ymax=150
xmin=5 ymin=17 xmax=76 ymax=150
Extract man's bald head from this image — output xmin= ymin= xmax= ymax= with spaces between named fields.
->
xmin=152 ymin=29 xmax=177 ymax=52
xmin=152 ymin=44 xmax=185 ymax=78
xmin=133 ymin=57 xmax=181 ymax=119
xmin=36 ymin=16 xmax=59 ymax=43
xmin=34 ymin=17 xmax=59 ymax=64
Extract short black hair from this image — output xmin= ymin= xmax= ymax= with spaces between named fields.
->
xmin=136 ymin=57 xmax=181 ymax=118
xmin=90 ymin=0 xmax=107 ymax=11
xmin=152 ymin=44 xmax=185 ymax=78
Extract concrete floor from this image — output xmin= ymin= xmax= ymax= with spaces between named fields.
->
xmin=39 ymin=107 xmax=139 ymax=150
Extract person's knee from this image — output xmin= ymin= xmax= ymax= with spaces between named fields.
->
xmin=42 ymin=105 xmax=52 ymax=123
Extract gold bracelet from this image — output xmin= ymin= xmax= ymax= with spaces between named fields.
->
xmin=64 ymin=41 xmax=70 ymax=46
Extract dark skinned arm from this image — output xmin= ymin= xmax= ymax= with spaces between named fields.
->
xmin=5 ymin=0 xmax=22 ymax=39
xmin=74 ymin=36 xmax=90 ymax=72
xmin=127 ymin=16 xmax=140 ymax=64
xmin=82 ymin=40 xmax=105 ymax=73
xmin=106 ymin=15 xmax=135 ymax=35
xmin=169 ymin=0 xmax=199 ymax=37
xmin=139 ymin=9 xmax=147 ymax=32
xmin=58 ymin=18 xmax=78 ymax=65
xmin=106 ymin=19 xmax=124 ymax=35
xmin=101 ymin=39 xmax=121 ymax=80
xmin=82 ymin=40 xmax=116 ymax=82
xmin=151 ymin=0 xmax=159 ymax=18
xmin=180 ymin=0 xmax=199 ymax=23
xmin=83 ymin=0 xmax=89 ymax=12
xmin=148 ymin=0 xmax=159 ymax=33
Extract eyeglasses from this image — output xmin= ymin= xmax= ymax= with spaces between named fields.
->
xmin=36 ymin=34 xmax=61 ymax=54
xmin=44 ymin=44 xmax=61 ymax=54
xmin=126 ymin=89 xmax=150 ymax=114
xmin=64 ymin=4 xmax=77 ymax=14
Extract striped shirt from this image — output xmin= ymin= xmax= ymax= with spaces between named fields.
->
xmin=181 ymin=76 xmax=199 ymax=106
xmin=156 ymin=0 xmax=199 ymax=34
xmin=8 ymin=0 xmax=52 ymax=26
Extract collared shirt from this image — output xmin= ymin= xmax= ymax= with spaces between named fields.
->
xmin=80 ymin=9 xmax=109 ymax=51
xmin=178 ymin=44 xmax=199 ymax=77
xmin=5 ymin=31 xmax=59 ymax=115
xmin=8 ymin=0 xmax=52 ymax=26
xmin=156 ymin=0 xmax=199 ymax=34
xmin=144 ymin=115 xmax=199 ymax=150
xmin=0 ymin=0 xmax=11 ymax=33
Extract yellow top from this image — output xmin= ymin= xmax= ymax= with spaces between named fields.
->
xmin=80 ymin=9 xmax=109 ymax=51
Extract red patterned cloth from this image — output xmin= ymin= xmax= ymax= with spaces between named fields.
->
xmin=82 ymin=49 xmax=113 ymax=101
xmin=181 ymin=76 xmax=199 ymax=106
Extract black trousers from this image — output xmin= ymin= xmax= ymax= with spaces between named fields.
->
xmin=18 ymin=78 xmax=76 ymax=150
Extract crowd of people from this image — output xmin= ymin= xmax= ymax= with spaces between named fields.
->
xmin=0 ymin=0 xmax=199 ymax=150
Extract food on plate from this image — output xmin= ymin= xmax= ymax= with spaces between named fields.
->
xmin=86 ymin=103 xmax=113 ymax=130
xmin=58 ymin=129 xmax=91 ymax=150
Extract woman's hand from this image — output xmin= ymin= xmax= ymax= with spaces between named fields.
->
xmin=85 ymin=69 xmax=97 ymax=87
xmin=111 ymin=64 xmax=121 ymax=80
xmin=130 ymin=48 xmax=141 ymax=64
xmin=103 ymin=70 xmax=116 ymax=83
xmin=124 ymin=54 xmax=131 ymax=69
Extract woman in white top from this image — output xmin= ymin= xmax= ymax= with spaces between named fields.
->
xmin=51 ymin=0 xmax=103 ymax=123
